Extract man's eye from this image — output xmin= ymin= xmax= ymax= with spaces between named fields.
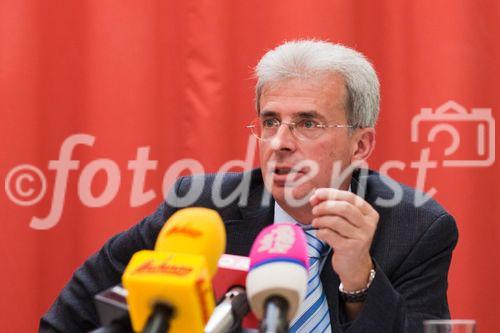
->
xmin=262 ymin=119 xmax=278 ymax=128
xmin=299 ymin=119 xmax=319 ymax=129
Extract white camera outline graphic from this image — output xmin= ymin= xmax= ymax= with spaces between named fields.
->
xmin=411 ymin=100 xmax=495 ymax=167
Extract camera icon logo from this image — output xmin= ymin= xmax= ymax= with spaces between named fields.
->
xmin=411 ymin=100 xmax=495 ymax=167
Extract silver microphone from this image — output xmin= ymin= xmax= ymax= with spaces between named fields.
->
xmin=205 ymin=286 xmax=249 ymax=333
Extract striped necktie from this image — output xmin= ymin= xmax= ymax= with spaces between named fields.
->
xmin=289 ymin=227 xmax=332 ymax=332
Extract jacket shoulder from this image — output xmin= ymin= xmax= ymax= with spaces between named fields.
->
xmin=357 ymin=169 xmax=451 ymax=221
xmin=166 ymin=168 xmax=264 ymax=210
xmin=355 ymin=169 xmax=458 ymax=274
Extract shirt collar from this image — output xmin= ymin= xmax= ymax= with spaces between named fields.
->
xmin=273 ymin=201 xmax=299 ymax=225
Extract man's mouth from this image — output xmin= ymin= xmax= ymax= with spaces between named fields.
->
xmin=270 ymin=166 xmax=310 ymax=182
xmin=266 ymin=164 xmax=312 ymax=188
xmin=273 ymin=166 xmax=303 ymax=175
xmin=274 ymin=167 xmax=295 ymax=175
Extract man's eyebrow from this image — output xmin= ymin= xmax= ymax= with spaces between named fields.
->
xmin=296 ymin=111 xmax=319 ymax=118
xmin=260 ymin=111 xmax=279 ymax=118
xmin=296 ymin=111 xmax=327 ymax=121
xmin=260 ymin=110 xmax=326 ymax=120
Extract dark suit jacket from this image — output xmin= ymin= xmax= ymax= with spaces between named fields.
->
xmin=40 ymin=168 xmax=458 ymax=332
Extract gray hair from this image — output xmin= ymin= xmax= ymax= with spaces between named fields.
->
xmin=255 ymin=40 xmax=380 ymax=128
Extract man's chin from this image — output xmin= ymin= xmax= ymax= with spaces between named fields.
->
xmin=271 ymin=185 xmax=314 ymax=208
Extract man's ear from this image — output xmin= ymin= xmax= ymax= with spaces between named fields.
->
xmin=350 ymin=128 xmax=376 ymax=163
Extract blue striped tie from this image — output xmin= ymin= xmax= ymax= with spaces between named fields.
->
xmin=289 ymin=228 xmax=332 ymax=332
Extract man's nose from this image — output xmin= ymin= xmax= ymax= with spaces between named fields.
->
xmin=269 ymin=123 xmax=297 ymax=152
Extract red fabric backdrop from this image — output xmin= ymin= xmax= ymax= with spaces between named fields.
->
xmin=1 ymin=1 xmax=499 ymax=331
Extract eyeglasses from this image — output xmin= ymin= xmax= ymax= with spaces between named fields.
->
xmin=246 ymin=117 xmax=357 ymax=141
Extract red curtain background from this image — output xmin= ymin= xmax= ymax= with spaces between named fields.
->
xmin=1 ymin=1 xmax=499 ymax=332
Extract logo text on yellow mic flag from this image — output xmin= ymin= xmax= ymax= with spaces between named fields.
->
xmin=123 ymin=250 xmax=215 ymax=333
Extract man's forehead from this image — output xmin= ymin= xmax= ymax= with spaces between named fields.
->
xmin=260 ymin=75 xmax=346 ymax=103
xmin=259 ymin=75 xmax=348 ymax=119
xmin=261 ymin=72 xmax=345 ymax=91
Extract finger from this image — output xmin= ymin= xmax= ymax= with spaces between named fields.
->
xmin=312 ymin=215 xmax=359 ymax=239
xmin=310 ymin=188 xmax=356 ymax=206
xmin=311 ymin=200 xmax=365 ymax=227
xmin=316 ymin=227 xmax=348 ymax=250
xmin=311 ymin=188 xmax=376 ymax=217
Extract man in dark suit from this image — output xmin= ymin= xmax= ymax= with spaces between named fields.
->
xmin=40 ymin=40 xmax=458 ymax=332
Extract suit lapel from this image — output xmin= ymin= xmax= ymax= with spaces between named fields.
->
xmin=223 ymin=169 xmax=274 ymax=256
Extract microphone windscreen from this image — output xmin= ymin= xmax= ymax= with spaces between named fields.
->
xmin=249 ymin=223 xmax=308 ymax=270
xmin=123 ymin=207 xmax=226 ymax=333
xmin=212 ymin=254 xmax=259 ymax=329
xmin=246 ymin=224 xmax=309 ymax=321
xmin=155 ymin=207 xmax=226 ymax=277
xmin=213 ymin=254 xmax=249 ymax=299
xmin=123 ymin=250 xmax=213 ymax=333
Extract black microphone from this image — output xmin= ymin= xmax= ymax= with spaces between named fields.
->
xmin=88 ymin=319 xmax=131 ymax=333
xmin=88 ymin=285 xmax=132 ymax=333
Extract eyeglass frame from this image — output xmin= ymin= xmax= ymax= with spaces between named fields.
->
xmin=246 ymin=117 xmax=359 ymax=141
